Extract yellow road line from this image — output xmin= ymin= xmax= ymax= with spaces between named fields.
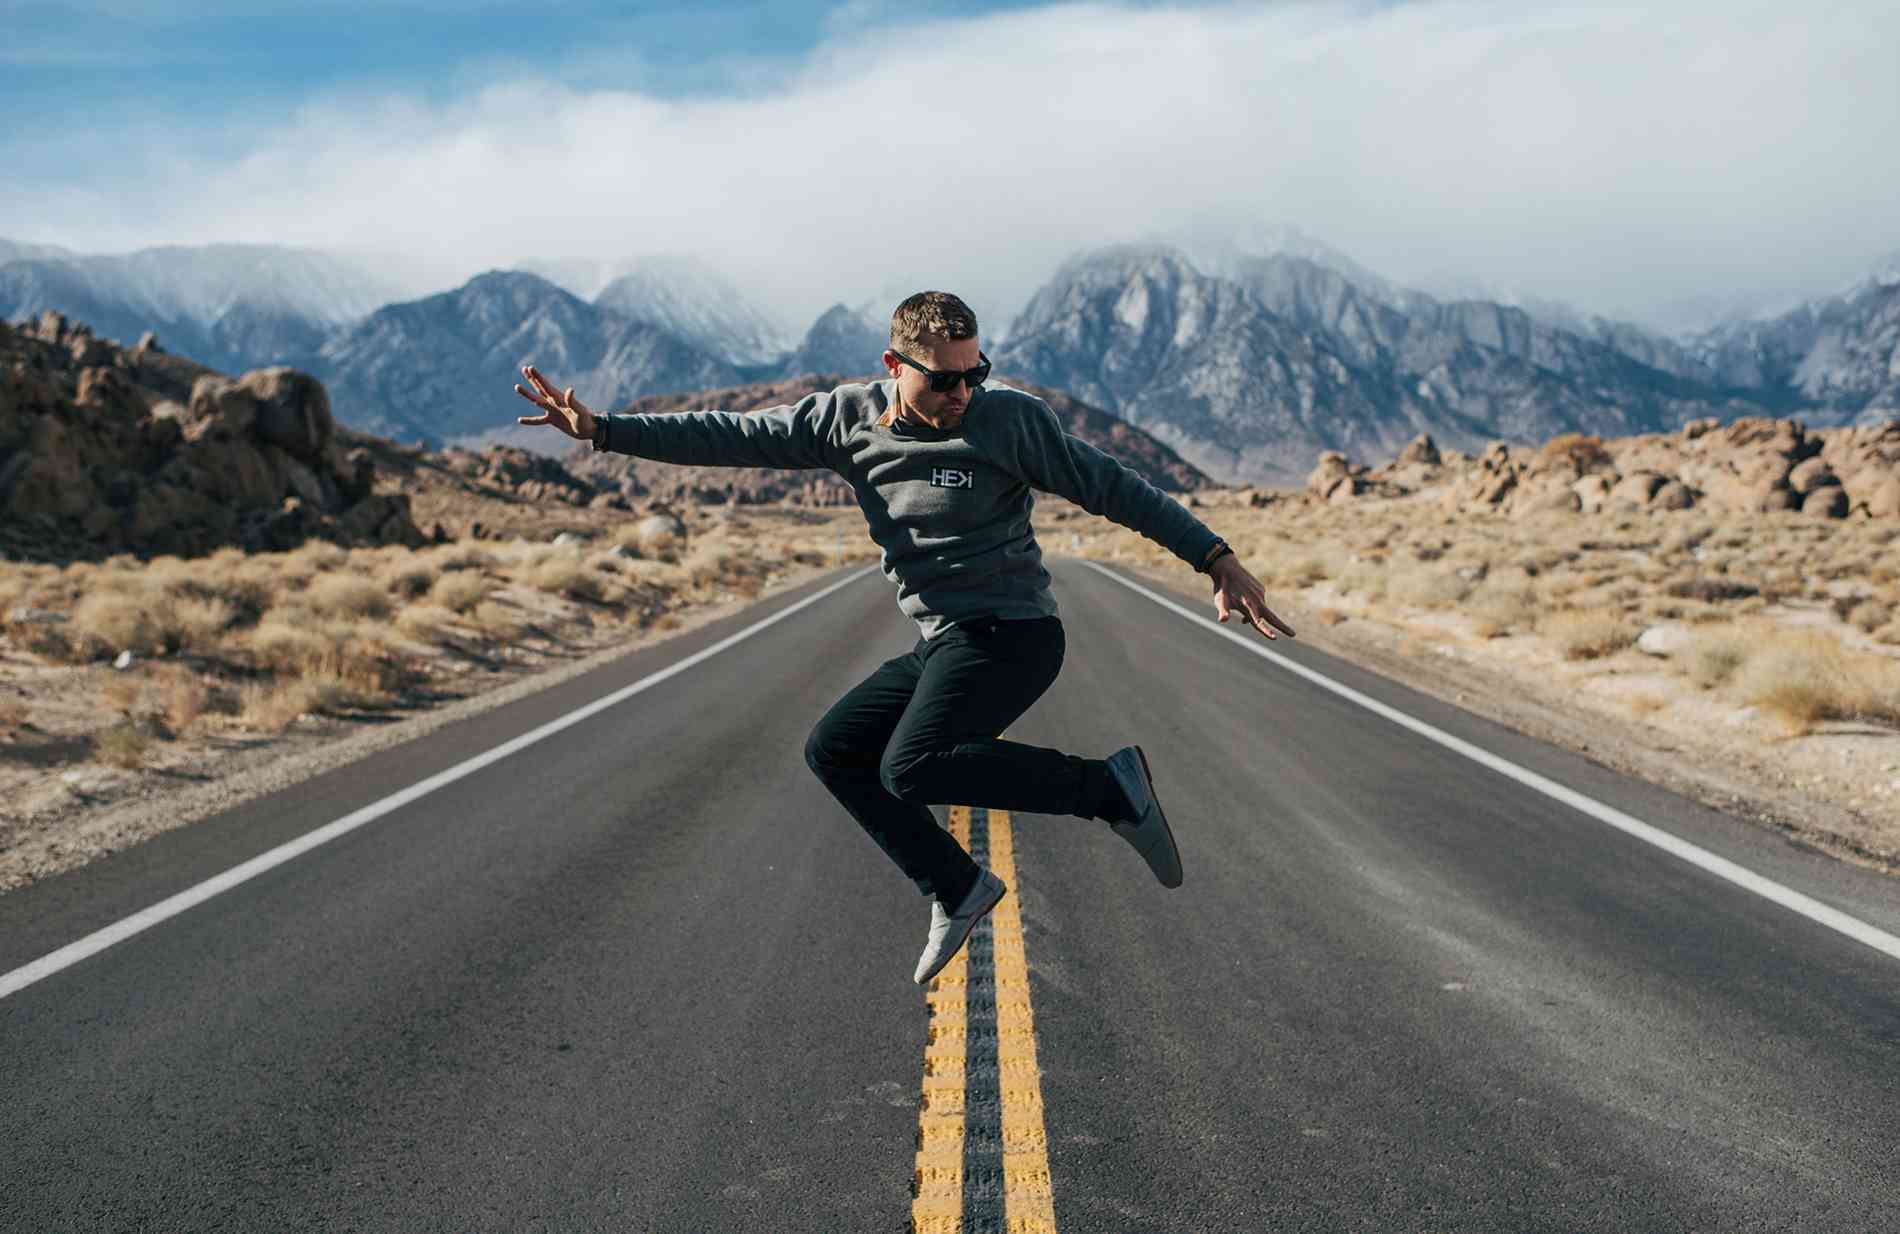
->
xmin=987 ymin=809 xmax=1058 ymax=1233
xmin=912 ymin=805 xmax=972 ymax=1234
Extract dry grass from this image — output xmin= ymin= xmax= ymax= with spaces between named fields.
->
xmin=430 ymin=572 xmax=490 ymax=614
xmin=1686 ymin=627 xmax=1753 ymax=690
xmin=1733 ymin=632 xmax=1900 ymax=735
xmin=1331 ymin=561 xmax=1389 ymax=601
xmin=395 ymin=604 xmax=463 ymax=645
xmin=1541 ymin=608 xmax=1641 ymax=660
xmin=0 ymin=697 xmax=29 ymax=737
xmin=530 ymin=558 xmax=612 ymax=603
xmin=92 ymin=721 xmax=154 ymax=769
xmin=69 ymin=589 xmax=174 ymax=659
xmin=472 ymin=600 xmax=526 ymax=639
xmin=306 ymin=574 xmax=394 ymax=620
xmin=1387 ymin=566 xmax=1474 ymax=610
xmin=157 ymin=666 xmax=209 ymax=734
xmin=1467 ymin=582 xmax=1539 ymax=637
xmin=375 ymin=557 xmax=441 ymax=601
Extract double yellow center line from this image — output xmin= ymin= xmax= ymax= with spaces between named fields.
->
xmin=912 ymin=806 xmax=1058 ymax=1233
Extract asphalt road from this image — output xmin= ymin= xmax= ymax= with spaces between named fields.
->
xmin=4 ymin=557 xmax=1898 ymax=1233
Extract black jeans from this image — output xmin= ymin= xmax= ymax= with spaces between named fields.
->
xmin=804 ymin=615 xmax=1120 ymax=906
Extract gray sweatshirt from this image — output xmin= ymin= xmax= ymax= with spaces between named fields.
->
xmin=597 ymin=378 xmax=1222 ymax=639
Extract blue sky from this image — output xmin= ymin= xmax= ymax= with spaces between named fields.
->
xmin=2 ymin=1 xmax=1043 ymax=126
xmin=3 ymin=1 xmax=1897 ymax=331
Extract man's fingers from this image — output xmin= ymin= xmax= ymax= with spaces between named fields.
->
xmin=1256 ymin=603 xmax=1297 ymax=639
xmin=513 ymin=383 xmax=552 ymax=409
xmin=517 ymin=414 xmax=550 ymax=426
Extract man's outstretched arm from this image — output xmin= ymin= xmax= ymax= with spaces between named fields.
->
xmin=982 ymin=395 xmax=1295 ymax=640
xmin=513 ymin=364 xmax=842 ymax=472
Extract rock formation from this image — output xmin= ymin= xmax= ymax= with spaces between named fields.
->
xmin=0 ymin=312 xmax=425 ymax=561
xmin=1302 ymin=419 xmax=1900 ymax=520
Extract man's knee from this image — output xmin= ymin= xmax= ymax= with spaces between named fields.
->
xmin=879 ymin=748 xmax=932 ymax=803
xmin=804 ymin=725 xmax=837 ymax=777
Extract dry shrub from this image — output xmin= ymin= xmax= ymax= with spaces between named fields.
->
xmin=1687 ymin=628 xmax=1752 ymax=689
xmin=241 ymin=679 xmax=319 ymax=733
xmin=430 ymin=572 xmax=490 ymax=614
xmin=1467 ymin=583 xmax=1539 ymax=635
xmin=1845 ymin=600 xmax=1890 ymax=635
xmin=1388 ymin=567 xmax=1473 ymax=610
xmin=241 ymin=671 xmax=375 ymax=733
xmin=1316 ymin=608 xmax=1347 ymax=627
xmin=307 ymin=574 xmax=393 ymax=620
xmin=246 ymin=617 xmax=411 ymax=698
xmin=1734 ymin=633 xmax=1900 ymax=734
xmin=101 ymin=670 xmax=145 ymax=717
xmin=290 ymin=541 xmax=348 ymax=570
xmin=70 ymin=588 xmax=177 ymax=658
xmin=376 ymin=556 xmax=441 ymax=601
xmin=93 ymin=721 xmax=154 ymax=768
xmin=1286 ymin=557 xmax=1331 ymax=587
xmin=1331 ymin=562 xmax=1388 ymax=601
xmin=472 ymin=600 xmax=526 ymax=639
xmin=1874 ymin=621 xmax=1900 ymax=647
xmin=1540 ymin=433 xmax=1612 ymax=471
xmin=396 ymin=604 xmax=462 ymax=645
xmin=1542 ymin=609 xmax=1639 ymax=660
xmin=156 ymin=666 xmax=208 ymax=733
xmin=433 ymin=544 xmax=497 ymax=572
xmin=176 ymin=596 xmax=236 ymax=650
xmin=530 ymin=558 xmax=609 ymax=601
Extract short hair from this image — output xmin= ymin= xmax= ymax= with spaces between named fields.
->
xmin=890 ymin=291 xmax=978 ymax=355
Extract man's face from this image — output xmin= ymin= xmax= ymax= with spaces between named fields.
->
xmin=883 ymin=334 xmax=983 ymax=428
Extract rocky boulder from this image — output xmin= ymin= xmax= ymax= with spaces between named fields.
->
xmin=1 ymin=312 xmax=423 ymax=562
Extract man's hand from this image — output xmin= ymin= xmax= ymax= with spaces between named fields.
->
xmin=513 ymin=364 xmax=596 ymax=440
xmin=1210 ymin=554 xmax=1297 ymax=640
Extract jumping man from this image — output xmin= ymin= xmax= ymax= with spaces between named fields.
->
xmin=513 ymin=291 xmax=1294 ymax=985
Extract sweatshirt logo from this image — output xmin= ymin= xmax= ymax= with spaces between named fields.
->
xmin=930 ymin=467 xmax=975 ymax=490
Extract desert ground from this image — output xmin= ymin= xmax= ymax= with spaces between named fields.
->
xmin=3 ymin=471 xmax=1897 ymax=894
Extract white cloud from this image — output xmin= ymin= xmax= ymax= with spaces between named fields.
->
xmin=5 ymin=0 xmax=1898 ymax=333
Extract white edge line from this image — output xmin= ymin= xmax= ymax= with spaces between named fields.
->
xmin=1078 ymin=559 xmax=1900 ymax=964
xmin=0 ymin=565 xmax=884 ymax=1002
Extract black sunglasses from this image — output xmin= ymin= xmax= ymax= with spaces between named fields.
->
xmin=890 ymin=348 xmax=990 ymax=393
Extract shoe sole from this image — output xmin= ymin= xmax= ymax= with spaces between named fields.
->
xmin=915 ymin=879 xmax=1007 ymax=986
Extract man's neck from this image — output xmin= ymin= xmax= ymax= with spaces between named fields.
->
xmin=892 ymin=392 xmax=963 ymax=431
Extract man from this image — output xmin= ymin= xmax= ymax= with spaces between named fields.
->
xmin=513 ymin=291 xmax=1294 ymax=986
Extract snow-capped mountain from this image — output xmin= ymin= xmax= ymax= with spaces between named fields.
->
xmin=1689 ymin=271 xmax=1900 ymax=422
xmin=0 ymin=240 xmax=421 ymax=375
xmin=0 ymin=238 xmax=76 ymax=263
xmin=994 ymin=244 xmax=1767 ymax=485
xmin=779 ymin=302 xmax=888 ymax=379
xmin=591 ymin=256 xmax=796 ymax=368
xmin=311 ymin=270 xmax=739 ymax=445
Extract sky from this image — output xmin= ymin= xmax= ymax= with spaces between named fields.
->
xmin=3 ymin=0 xmax=1898 ymax=335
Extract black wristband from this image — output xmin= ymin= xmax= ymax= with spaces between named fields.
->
xmin=1199 ymin=538 xmax=1234 ymax=573
xmin=590 ymin=414 xmax=611 ymax=452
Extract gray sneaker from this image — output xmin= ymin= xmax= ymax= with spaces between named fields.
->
xmin=914 ymin=870 xmax=1007 ymax=985
xmin=1105 ymin=745 xmax=1183 ymax=888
